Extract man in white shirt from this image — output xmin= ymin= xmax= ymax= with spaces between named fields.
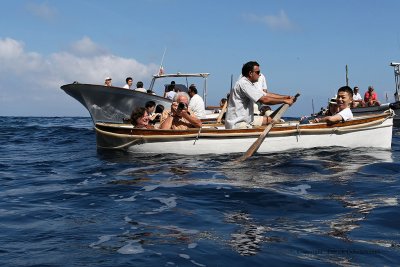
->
xmin=123 ymin=77 xmax=133 ymax=89
xmin=188 ymin=84 xmax=206 ymax=118
xmin=352 ymin=86 xmax=366 ymax=108
xmin=165 ymin=81 xmax=176 ymax=100
xmin=225 ymin=61 xmax=295 ymax=129
xmin=313 ymin=86 xmax=353 ymax=123
xmin=255 ymin=73 xmax=268 ymax=92
xmin=135 ymin=81 xmax=147 ymax=93
xmin=253 ymin=73 xmax=267 ymax=115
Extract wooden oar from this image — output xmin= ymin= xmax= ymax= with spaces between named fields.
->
xmin=216 ymin=101 xmax=228 ymax=123
xmin=237 ymin=93 xmax=300 ymax=162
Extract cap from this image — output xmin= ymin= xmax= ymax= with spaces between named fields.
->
xmin=329 ymin=95 xmax=337 ymax=104
xmin=105 ymin=77 xmax=112 ymax=81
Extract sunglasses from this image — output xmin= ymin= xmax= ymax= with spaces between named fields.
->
xmin=253 ymin=70 xmax=261 ymax=75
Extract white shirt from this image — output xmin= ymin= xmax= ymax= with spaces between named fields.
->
xmin=135 ymin=88 xmax=147 ymax=93
xmin=338 ymin=107 xmax=353 ymax=121
xmin=225 ymin=76 xmax=265 ymax=129
xmin=123 ymin=84 xmax=131 ymax=89
xmin=255 ymin=73 xmax=268 ymax=92
xmin=239 ymin=74 xmax=267 ymax=115
xmin=239 ymin=73 xmax=268 ymax=92
xmin=189 ymin=94 xmax=206 ymax=118
xmin=353 ymin=92 xmax=362 ymax=101
xmin=166 ymin=91 xmax=176 ymax=100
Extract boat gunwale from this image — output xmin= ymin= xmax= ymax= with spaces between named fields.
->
xmin=60 ymin=83 xmax=172 ymax=101
xmin=95 ymin=112 xmax=392 ymax=139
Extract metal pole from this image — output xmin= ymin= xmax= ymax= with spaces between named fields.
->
xmin=346 ymin=65 xmax=349 ymax=86
xmin=312 ymin=98 xmax=315 ymax=115
xmin=203 ymin=77 xmax=207 ymax=107
xmin=394 ymin=64 xmax=400 ymax=102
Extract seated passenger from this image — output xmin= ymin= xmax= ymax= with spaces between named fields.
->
xmin=145 ymin=101 xmax=160 ymax=121
xmin=135 ymin=81 xmax=147 ymax=93
xmin=324 ymin=96 xmax=339 ymax=116
xmin=259 ymin=105 xmax=272 ymax=116
xmin=165 ymin=82 xmax=176 ymax=100
xmin=159 ymin=92 xmax=202 ymax=130
xmin=214 ymin=97 xmax=228 ymax=113
xmin=352 ymin=86 xmax=366 ymax=108
xmin=225 ymin=61 xmax=295 ymax=129
xmin=155 ymin=104 xmax=164 ymax=114
xmin=130 ymin=107 xmax=153 ymax=129
xmin=313 ymin=86 xmax=353 ymax=124
xmin=149 ymin=104 xmax=164 ymax=125
xmin=364 ymin=86 xmax=381 ymax=106
xmin=219 ymin=98 xmax=227 ymax=108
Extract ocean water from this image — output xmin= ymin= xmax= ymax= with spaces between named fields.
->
xmin=1 ymin=116 xmax=400 ymax=267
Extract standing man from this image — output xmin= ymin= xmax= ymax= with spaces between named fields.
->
xmin=188 ymin=84 xmax=206 ymax=119
xmin=123 ymin=77 xmax=133 ymax=89
xmin=225 ymin=61 xmax=295 ymax=129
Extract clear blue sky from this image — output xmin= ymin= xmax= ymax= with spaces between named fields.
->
xmin=1 ymin=0 xmax=400 ymax=117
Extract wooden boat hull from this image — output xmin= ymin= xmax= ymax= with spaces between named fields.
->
xmin=95 ymin=112 xmax=393 ymax=155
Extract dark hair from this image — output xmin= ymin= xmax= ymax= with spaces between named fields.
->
xmin=145 ymin=101 xmax=156 ymax=108
xmin=130 ymin=107 xmax=146 ymax=126
xmin=242 ymin=61 xmax=259 ymax=77
xmin=338 ymin=86 xmax=353 ymax=97
xmin=189 ymin=85 xmax=198 ymax=94
xmin=220 ymin=98 xmax=227 ymax=106
xmin=155 ymin=104 xmax=164 ymax=113
xmin=168 ymin=84 xmax=175 ymax=92
xmin=126 ymin=77 xmax=132 ymax=83
xmin=136 ymin=81 xmax=144 ymax=88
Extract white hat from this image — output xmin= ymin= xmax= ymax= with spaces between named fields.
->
xmin=105 ymin=77 xmax=112 ymax=81
xmin=329 ymin=95 xmax=337 ymax=104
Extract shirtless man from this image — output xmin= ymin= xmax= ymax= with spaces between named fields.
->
xmin=160 ymin=92 xmax=202 ymax=130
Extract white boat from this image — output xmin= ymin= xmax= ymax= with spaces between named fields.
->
xmin=95 ymin=110 xmax=394 ymax=155
xmin=350 ymin=62 xmax=400 ymax=121
xmin=61 ymin=72 xmax=211 ymax=124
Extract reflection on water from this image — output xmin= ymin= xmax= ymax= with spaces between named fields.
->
xmin=98 ymin=147 xmax=399 ymax=265
xmin=328 ymin=194 xmax=399 ymax=246
xmin=225 ymin=212 xmax=268 ymax=256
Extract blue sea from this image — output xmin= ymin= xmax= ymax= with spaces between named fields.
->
xmin=1 ymin=116 xmax=400 ymax=267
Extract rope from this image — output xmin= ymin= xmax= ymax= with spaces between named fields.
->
xmin=193 ymin=127 xmax=202 ymax=145
xmin=98 ymin=139 xmax=143 ymax=150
